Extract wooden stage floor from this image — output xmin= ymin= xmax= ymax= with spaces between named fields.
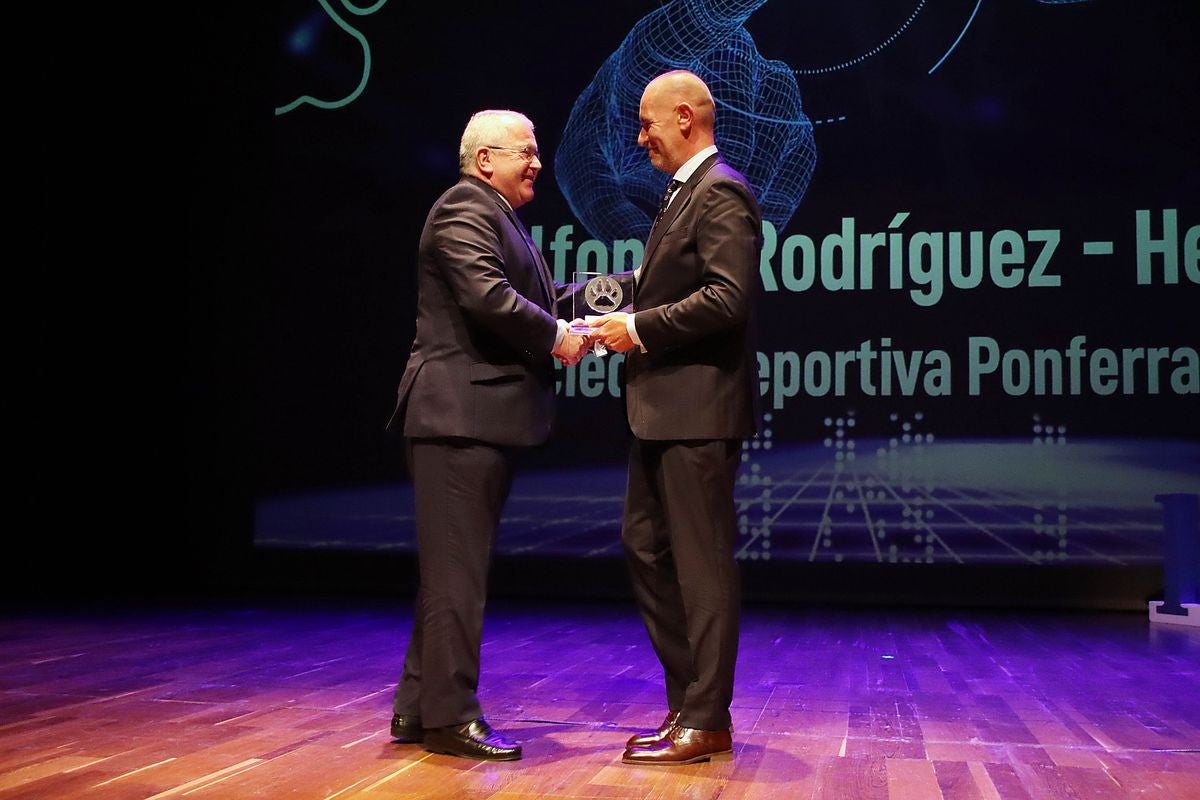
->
xmin=0 ymin=598 xmax=1197 ymax=799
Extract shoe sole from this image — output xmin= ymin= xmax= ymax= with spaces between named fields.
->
xmin=391 ymin=734 xmax=424 ymax=743
xmin=621 ymin=749 xmax=732 ymax=766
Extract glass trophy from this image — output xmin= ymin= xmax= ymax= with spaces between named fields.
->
xmin=570 ymin=272 xmax=625 ymax=335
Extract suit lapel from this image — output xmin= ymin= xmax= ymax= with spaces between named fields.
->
xmin=641 ymin=153 xmax=721 ymax=272
xmin=507 ymin=211 xmax=553 ymax=310
xmin=460 ymin=175 xmax=553 ymax=311
xmin=481 ymin=187 xmax=551 ymax=311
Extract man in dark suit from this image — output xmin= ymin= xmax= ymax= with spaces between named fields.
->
xmin=590 ymin=71 xmax=762 ymax=766
xmin=387 ymin=110 xmax=591 ymax=761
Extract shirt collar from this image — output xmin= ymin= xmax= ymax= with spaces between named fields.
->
xmin=672 ymin=145 xmax=719 ymax=185
xmin=492 ymin=188 xmax=513 ymax=213
xmin=464 ymin=173 xmax=515 ymax=213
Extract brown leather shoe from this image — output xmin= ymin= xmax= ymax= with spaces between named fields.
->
xmin=622 ymin=725 xmax=732 ymax=766
xmin=625 ymin=710 xmax=680 ymax=748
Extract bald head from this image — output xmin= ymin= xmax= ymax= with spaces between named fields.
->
xmin=637 ymin=70 xmax=716 ymax=174
xmin=644 ymin=71 xmax=715 ymax=129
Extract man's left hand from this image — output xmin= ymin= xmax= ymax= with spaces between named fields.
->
xmin=588 ymin=312 xmax=635 ymax=353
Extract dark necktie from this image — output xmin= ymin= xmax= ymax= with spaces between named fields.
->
xmin=653 ymin=179 xmax=683 ymax=229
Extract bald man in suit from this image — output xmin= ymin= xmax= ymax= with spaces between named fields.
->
xmin=590 ymin=70 xmax=762 ymax=766
xmin=387 ymin=110 xmax=591 ymax=761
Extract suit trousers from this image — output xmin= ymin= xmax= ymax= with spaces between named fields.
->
xmin=622 ymin=437 xmax=741 ymax=731
xmin=393 ymin=438 xmax=512 ymax=728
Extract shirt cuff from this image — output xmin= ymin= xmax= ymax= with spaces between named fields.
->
xmin=554 ymin=318 xmax=568 ymax=350
xmin=625 ymin=314 xmax=646 ymax=353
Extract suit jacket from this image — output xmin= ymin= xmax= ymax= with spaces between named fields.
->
xmin=388 ymin=175 xmax=570 ymax=447
xmin=625 ymin=154 xmax=762 ymax=440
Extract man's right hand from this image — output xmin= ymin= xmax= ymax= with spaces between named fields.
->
xmin=552 ymin=332 xmax=592 ymax=366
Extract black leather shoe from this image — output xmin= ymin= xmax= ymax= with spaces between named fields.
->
xmin=424 ymin=718 xmax=522 ymax=761
xmin=390 ymin=713 xmax=423 ymax=743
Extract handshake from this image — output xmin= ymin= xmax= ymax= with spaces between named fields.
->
xmin=551 ymin=312 xmax=635 ymax=366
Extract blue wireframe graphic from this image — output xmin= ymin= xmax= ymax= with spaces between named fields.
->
xmin=555 ymin=0 xmax=816 ymax=243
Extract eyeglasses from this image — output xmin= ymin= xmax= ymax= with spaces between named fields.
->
xmin=486 ymin=144 xmax=540 ymax=162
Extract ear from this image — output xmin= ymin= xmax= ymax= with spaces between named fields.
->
xmin=475 ymin=147 xmax=494 ymax=178
xmin=676 ymin=102 xmax=694 ymax=135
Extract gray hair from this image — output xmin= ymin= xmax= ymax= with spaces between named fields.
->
xmin=458 ymin=110 xmax=534 ymax=174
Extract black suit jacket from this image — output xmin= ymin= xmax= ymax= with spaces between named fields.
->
xmin=388 ymin=175 xmax=570 ymax=447
xmin=625 ymin=154 xmax=762 ymax=440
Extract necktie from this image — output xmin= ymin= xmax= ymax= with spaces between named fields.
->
xmin=653 ymin=179 xmax=682 ymax=229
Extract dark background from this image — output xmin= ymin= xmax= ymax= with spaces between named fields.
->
xmin=17 ymin=1 xmax=1196 ymax=608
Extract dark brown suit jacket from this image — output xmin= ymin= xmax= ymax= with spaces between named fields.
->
xmin=625 ymin=154 xmax=762 ymax=440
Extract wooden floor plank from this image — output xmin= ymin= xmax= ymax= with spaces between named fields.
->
xmin=884 ymin=758 xmax=941 ymax=799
